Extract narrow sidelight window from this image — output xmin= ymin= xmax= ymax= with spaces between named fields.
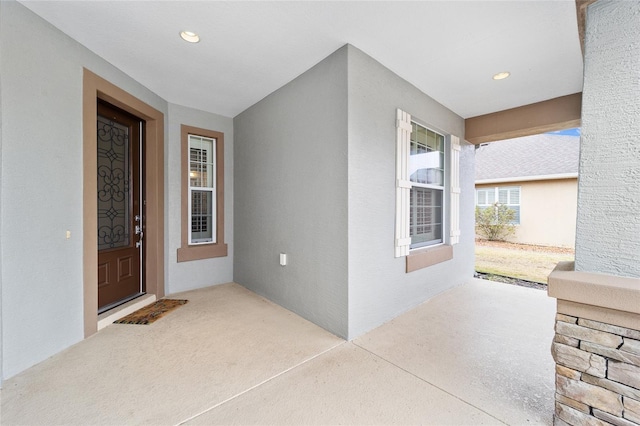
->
xmin=178 ymin=125 xmax=227 ymax=262
xmin=189 ymin=135 xmax=216 ymax=244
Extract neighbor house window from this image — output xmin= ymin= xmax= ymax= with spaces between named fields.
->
xmin=177 ymin=125 xmax=227 ymax=262
xmin=409 ymin=122 xmax=445 ymax=249
xmin=476 ymin=186 xmax=521 ymax=224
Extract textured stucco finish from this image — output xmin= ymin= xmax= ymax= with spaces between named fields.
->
xmin=476 ymin=178 xmax=577 ymax=248
xmin=0 ymin=2 xmax=169 ymax=380
xmin=346 ymin=46 xmax=473 ymax=338
xmin=234 ymin=45 xmax=474 ymax=340
xmin=575 ymin=0 xmax=640 ymax=278
xmin=0 ymin=0 xmax=3 ymax=385
xmin=233 ymin=47 xmax=350 ymax=338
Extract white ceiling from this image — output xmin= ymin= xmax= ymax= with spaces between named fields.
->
xmin=19 ymin=1 xmax=584 ymax=119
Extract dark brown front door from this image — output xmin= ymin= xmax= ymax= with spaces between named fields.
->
xmin=97 ymin=100 xmax=144 ymax=312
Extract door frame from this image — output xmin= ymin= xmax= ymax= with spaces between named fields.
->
xmin=83 ymin=69 xmax=165 ymax=337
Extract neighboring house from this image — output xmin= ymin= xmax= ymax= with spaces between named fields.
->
xmin=475 ymin=133 xmax=579 ymax=247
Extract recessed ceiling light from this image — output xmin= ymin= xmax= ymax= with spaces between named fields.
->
xmin=180 ymin=31 xmax=200 ymax=43
xmin=492 ymin=71 xmax=510 ymax=81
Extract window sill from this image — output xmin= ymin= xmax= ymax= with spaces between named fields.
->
xmin=177 ymin=243 xmax=228 ymax=263
xmin=406 ymin=244 xmax=453 ymax=273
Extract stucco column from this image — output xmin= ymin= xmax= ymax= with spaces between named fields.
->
xmin=547 ymin=2 xmax=640 ymax=425
xmin=574 ymin=0 xmax=640 ymax=278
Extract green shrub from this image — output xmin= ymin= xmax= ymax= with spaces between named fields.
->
xmin=475 ymin=203 xmax=516 ymax=241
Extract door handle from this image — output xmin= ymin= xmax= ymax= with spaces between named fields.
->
xmin=135 ymin=225 xmax=143 ymax=249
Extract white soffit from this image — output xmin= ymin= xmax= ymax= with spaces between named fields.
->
xmin=18 ymin=1 xmax=584 ymax=119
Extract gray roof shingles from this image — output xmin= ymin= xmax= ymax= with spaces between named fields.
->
xmin=475 ymin=133 xmax=580 ymax=181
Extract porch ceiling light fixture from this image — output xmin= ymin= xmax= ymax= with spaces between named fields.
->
xmin=180 ymin=31 xmax=200 ymax=43
xmin=492 ymin=71 xmax=511 ymax=80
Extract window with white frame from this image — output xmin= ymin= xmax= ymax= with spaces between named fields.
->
xmin=476 ymin=186 xmax=521 ymax=224
xmin=189 ymin=134 xmax=216 ymax=243
xmin=395 ymin=109 xmax=460 ymax=260
xmin=409 ymin=122 xmax=445 ymax=248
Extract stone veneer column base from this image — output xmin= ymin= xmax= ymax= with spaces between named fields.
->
xmin=548 ymin=262 xmax=640 ymax=426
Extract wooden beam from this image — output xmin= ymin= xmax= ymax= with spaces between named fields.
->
xmin=464 ymin=93 xmax=582 ymax=145
xmin=576 ymin=0 xmax=598 ymax=56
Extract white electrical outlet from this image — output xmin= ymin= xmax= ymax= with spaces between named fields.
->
xmin=66 ymin=230 xmax=71 ymax=239
xmin=279 ymin=253 xmax=287 ymax=266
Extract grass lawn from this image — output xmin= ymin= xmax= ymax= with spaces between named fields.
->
xmin=475 ymin=240 xmax=574 ymax=284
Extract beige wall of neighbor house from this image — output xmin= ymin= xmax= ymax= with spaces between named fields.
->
xmin=477 ymin=178 xmax=578 ymax=248
xmin=517 ymin=179 xmax=577 ymax=248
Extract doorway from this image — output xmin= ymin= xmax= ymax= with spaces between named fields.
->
xmin=83 ymin=69 xmax=165 ymax=337
xmin=97 ymin=100 xmax=145 ymax=312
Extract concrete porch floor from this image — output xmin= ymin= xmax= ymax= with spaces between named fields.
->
xmin=0 ymin=279 xmax=556 ymax=425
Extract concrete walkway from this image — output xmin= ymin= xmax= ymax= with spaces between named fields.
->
xmin=0 ymin=279 xmax=556 ymax=425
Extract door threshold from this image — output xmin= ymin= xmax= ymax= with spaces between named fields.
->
xmin=97 ymin=294 xmax=156 ymax=331
xmin=98 ymin=292 xmax=146 ymax=315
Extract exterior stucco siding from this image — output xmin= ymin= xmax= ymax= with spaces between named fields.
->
xmin=575 ymin=0 xmax=640 ymax=278
xmin=347 ymin=46 xmax=473 ymax=338
xmin=0 ymin=2 xmax=169 ymax=379
xmin=233 ymin=47 xmax=349 ymax=338
xmin=166 ymin=104 xmax=234 ymax=293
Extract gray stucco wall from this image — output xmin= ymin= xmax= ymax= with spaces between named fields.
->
xmin=346 ymin=46 xmax=475 ymax=338
xmin=234 ymin=47 xmax=349 ymax=338
xmin=166 ymin=104 xmax=234 ymax=293
xmin=0 ymin=0 xmax=4 ymax=386
xmin=0 ymin=1 xmax=168 ymax=380
xmin=234 ymin=45 xmax=475 ymax=340
xmin=575 ymin=1 xmax=640 ymax=278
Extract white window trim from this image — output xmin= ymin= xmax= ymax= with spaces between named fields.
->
xmin=450 ymin=135 xmax=461 ymax=244
xmin=409 ymin=120 xmax=446 ymax=250
xmin=188 ymin=134 xmax=217 ymax=245
xmin=395 ymin=108 xmax=461 ymax=259
xmin=395 ymin=109 xmax=412 ymax=257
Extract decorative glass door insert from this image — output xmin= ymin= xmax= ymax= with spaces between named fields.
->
xmin=97 ymin=116 xmax=130 ymax=250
